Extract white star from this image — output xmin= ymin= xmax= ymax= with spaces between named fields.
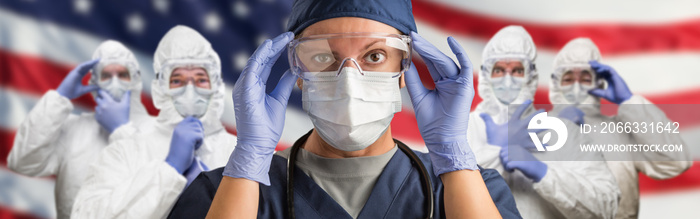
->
xmin=204 ymin=12 xmax=222 ymax=33
xmin=153 ymin=0 xmax=170 ymax=14
xmin=232 ymin=1 xmax=250 ymax=19
xmin=73 ymin=0 xmax=92 ymax=14
xmin=126 ymin=13 xmax=146 ymax=34
xmin=233 ymin=52 xmax=250 ymax=71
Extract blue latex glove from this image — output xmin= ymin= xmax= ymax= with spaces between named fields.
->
xmin=57 ymin=59 xmax=100 ymax=99
xmin=557 ymin=106 xmax=584 ymax=125
xmin=499 ymin=145 xmax=548 ymax=182
xmin=95 ymin=90 xmax=130 ymax=133
xmin=183 ymin=157 xmax=209 ymax=187
xmin=166 ymin=116 xmax=204 ymax=174
xmin=405 ymin=32 xmax=477 ymax=175
xmin=588 ymin=60 xmax=632 ymax=104
xmin=480 ymin=99 xmax=544 ymax=150
xmin=223 ymin=32 xmax=298 ymax=185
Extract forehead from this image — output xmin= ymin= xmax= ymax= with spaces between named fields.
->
xmin=563 ymin=68 xmax=593 ymax=76
xmin=101 ymin=64 xmax=128 ymax=72
xmin=171 ymin=67 xmax=207 ymax=76
xmin=300 ymin=17 xmax=401 ymax=36
xmin=493 ymin=60 xmax=524 ymax=68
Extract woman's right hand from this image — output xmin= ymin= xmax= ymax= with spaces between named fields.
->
xmin=222 ymin=32 xmax=298 ymax=186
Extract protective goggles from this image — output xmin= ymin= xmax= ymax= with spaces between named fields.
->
xmin=156 ymin=58 xmax=221 ymax=90
xmin=93 ymin=59 xmax=139 ymax=83
xmin=480 ymin=56 xmax=535 ymax=78
xmin=553 ymin=63 xmax=600 ymax=87
xmin=288 ymin=32 xmax=411 ymax=79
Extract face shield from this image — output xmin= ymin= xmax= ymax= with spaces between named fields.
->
xmin=157 ymin=59 xmax=219 ymax=118
xmin=481 ymin=56 xmax=536 ymax=105
xmin=553 ymin=63 xmax=601 ymax=105
xmin=94 ymin=60 xmax=139 ymax=101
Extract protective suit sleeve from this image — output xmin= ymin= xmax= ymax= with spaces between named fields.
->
xmin=108 ymin=121 xmax=136 ymax=144
xmin=7 ymin=90 xmax=74 ymax=176
xmin=533 ymin=160 xmax=619 ymax=219
xmin=532 ymin=126 xmax=620 ymax=219
xmin=71 ymin=139 xmax=187 ymax=219
xmin=618 ymin=95 xmax=692 ymax=179
xmin=467 ymin=112 xmax=506 ymax=172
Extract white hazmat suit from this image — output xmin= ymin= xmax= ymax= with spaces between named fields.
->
xmin=549 ymin=38 xmax=692 ymax=219
xmin=7 ymin=40 xmax=152 ymax=219
xmin=466 ymin=26 xmax=620 ymax=218
xmin=71 ymin=26 xmax=237 ymax=218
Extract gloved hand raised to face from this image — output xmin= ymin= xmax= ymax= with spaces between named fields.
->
xmin=222 ymin=32 xmax=298 ymax=186
xmin=166 ymin=116 xmax=204 ymax=174
xmin=95 ymin=90 xmax=131 ymax=133
xmin=588 ymin=60 xmax=632 ymax=104
xmin=57 ymin=59 xmax=101 ymax=100
xmin=404 ymin=32 xmax=478 ymax=175
xmin=480 ymin=99 xmax=545 ymax=150
xmin=499 ymin=144 xmax=548 ymax=182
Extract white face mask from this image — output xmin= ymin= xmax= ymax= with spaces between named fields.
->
xmin=170 ymin=83 xmax=212 ymax=118
xmin=490 ymin=74 xmax=526 ymax=105
xmin=560 ymin=81 xmax=595 ymax=105
xmin=302 ymin=67 xmax=402 ymax=151
xmin=97 ymin=75 xmax=129 ymax=101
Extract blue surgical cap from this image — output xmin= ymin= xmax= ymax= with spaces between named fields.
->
xmin=287 ymin=0 xmax=417 ymax=35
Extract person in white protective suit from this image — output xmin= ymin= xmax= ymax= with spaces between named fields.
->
xmin=549 ymin=38 xmax=692 ymax=219
xmin=466 ymin=25 xmax=620 ymax=218
xmin=71 ymin=25 xmax=237 ymax=218
xmin=7 ymin=40 xmax=152 ymax=219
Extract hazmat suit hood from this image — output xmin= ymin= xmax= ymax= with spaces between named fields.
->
xmin=549 ymin=38 xmax=602 ymax=114
xmin=475 ymin=25 xmax=538 ymax=123
xmin=152 ymin=25 xmax=225 ymax=135
xmin=90 ymin=40 xmax=148 ymax=119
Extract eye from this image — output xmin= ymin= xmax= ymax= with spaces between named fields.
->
xmin=119 ymin=72 xmax=130 ymax=79
xmin=170 ymin=79 xmax=181 ymax=86
xmin=514 ymin=68 xmax=525 ymax=75
xmin=100 ymin=73 xmax=111 ymax=81
xmin=312 ymin=53 xmax=334 ymax=64
xmin=492 ymin=68 xmax=504 ymax=76
xmin=197 ymin=78 xmax=210 ymax=84
xmin=364 ymin=51 xmax=386 ymax=64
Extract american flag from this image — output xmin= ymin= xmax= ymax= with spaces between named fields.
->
xmin=1 ymin=0 xmax=698 ymax=218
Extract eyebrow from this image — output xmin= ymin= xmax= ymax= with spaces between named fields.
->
xmin=363 ymin=40 xmax=383 ymax=51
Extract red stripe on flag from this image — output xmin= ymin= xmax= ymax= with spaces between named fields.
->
xmin=0 ymin=49 xmax=160 ymax=116
xmin=0 ymin=205 xmax=43 ymax=219
xmin=639 ymin=161 xmax=700 ymax=194
xmin=0 ymin=129 xmax=16 ymax=166
xmin=0 ymin=49 xmax=96 ymax=108
xmin=412 ymin=0 xmax=700 ymax=55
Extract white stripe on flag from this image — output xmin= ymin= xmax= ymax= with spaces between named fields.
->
xmin=0 ymin=167 xmax=56 ymax=219
xmin=414 ymin=20 xmax=700 ymax=94
xmin=430 ymin=0 xmax=700 ymax=24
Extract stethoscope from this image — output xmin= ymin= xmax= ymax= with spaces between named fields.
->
xmin=286 ymin=139 xmax=434 ymax=219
